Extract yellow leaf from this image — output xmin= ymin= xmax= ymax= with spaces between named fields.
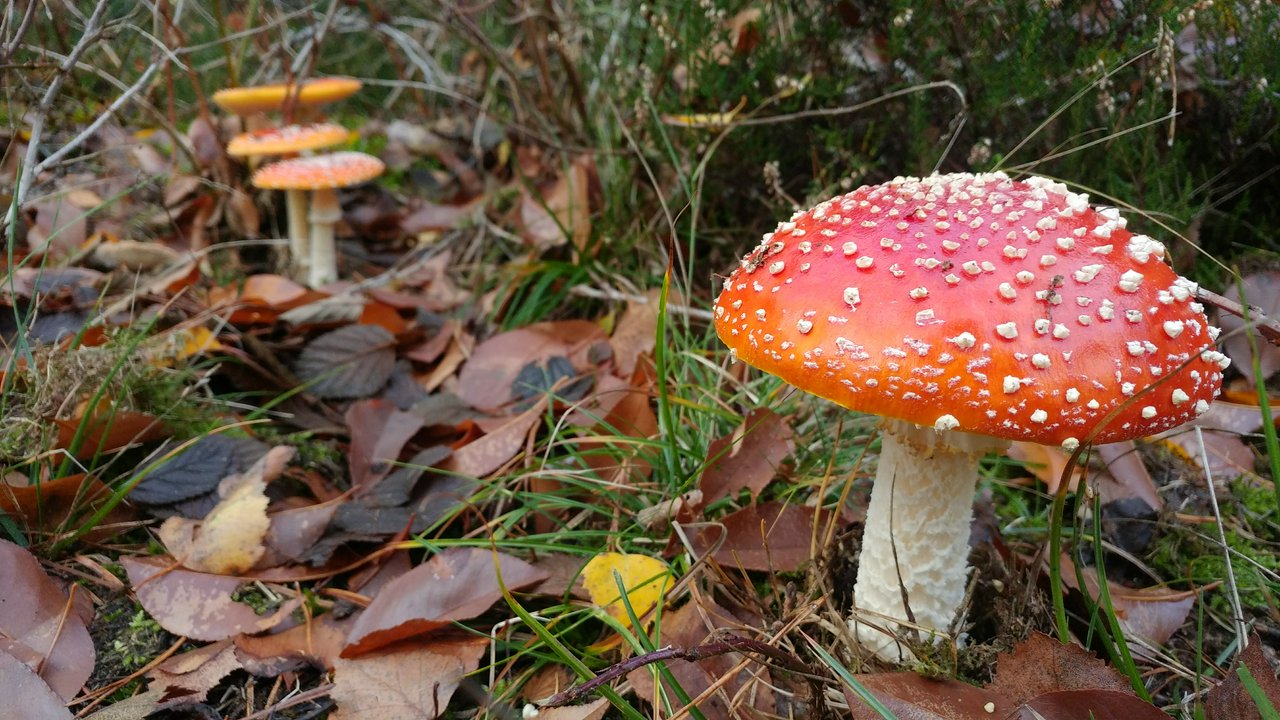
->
xmin=158 ymin=446 xmax=292 ymax=575
xmin=151 ymin=326 xmax=224 ymax=367
xmin=581 ymin=552 xmax=671 ymax=631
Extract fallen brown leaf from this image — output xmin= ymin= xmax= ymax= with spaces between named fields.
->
xmin=0 ymin=540 xmax=95 ymax=702
xmin=331 ymin=635 xmax=488 ymax=720
xmin=456 ymin=320 xmax=606 ymax=410
xmin=347 ymin=399 xmax=425 ymax=493
xmin=628 ymin=599 xmax=773 ymax=720
xmin=846 ymin=672 xmax=1012 ymax=719
xmin=1014 ymin=689 xmax=1172 ymax=719
xmin=700 ymin=408 xmax=793 ymax=504
xmin=989 ymin=632 xmax=1131 ymax=706
xmin=692 ymin=501 xmax=828 ymax=572
xmin=341 ymin=547 xmax=549 ymax=657
xmin=147 ymin=639 xmax=242 ymax=705
xmin=442 ymin=397 xmax=546 ymax=479
xmin=0 ymin=649 xmax=74 ymax=720
xmin=122 ymin=556 xmax=300 ymax=641
xmin=1204 ymin=633 xmax=1280 ymax=720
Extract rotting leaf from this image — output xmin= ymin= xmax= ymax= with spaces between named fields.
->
xmin=331 ymin=635 xmax=489 ymax=720
xmin=295 ymin=324 xmax=396 ymax=399
xmin=122 ymin=556 xmax=300 ymax=642
xmin=581 ymin=552 xmax=671 ymax=633
xmin=700 ymin=408 xmax=793 ymax=504
xmin=0 ymin=540 xmax=95 ymax=702
xmin=341 ymin=547 xmax=548 ymax=657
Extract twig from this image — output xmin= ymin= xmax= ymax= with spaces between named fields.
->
xmin=539 ymin=634 xmax=814 ymax=708
xmin=36 ymin=62 xmax=162 ymax=173
xmin=569 ymin=284 xmax=715 ymax=322
xmin=10 ymin=0 xmax=113 ymax=218
xmin=236 ymin=683 xmax=335 ymax=720
xmin=0 ymin=0 xmax=40 ymax=63
xmin=1197 ymin=286 xmax=1280 ymax=346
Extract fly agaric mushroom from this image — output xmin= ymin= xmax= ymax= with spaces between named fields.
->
xmin=713 ymin=172 xmax=1227 ymax=661
xmin=228 ymin=123 xmax=350 ymax=277
xmin=252 ymin=152 xmax=384 ymax=287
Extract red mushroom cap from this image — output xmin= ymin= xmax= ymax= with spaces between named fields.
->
xmin=713 ymin=173 xmax=1227 ymax=449
xmin=227 ymin=122 xmax=350 ymax=157
xmin=251 ymin=152 xmax=385 ymax=191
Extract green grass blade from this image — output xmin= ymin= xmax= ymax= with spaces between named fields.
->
xmin=810 ymin=644 xmax=899 ymax=720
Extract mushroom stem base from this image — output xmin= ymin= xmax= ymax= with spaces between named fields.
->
xmin=308 ymin=188 xmax=341 ymax=287
xmin=849 ymin=418 xmax=1008 ymax=662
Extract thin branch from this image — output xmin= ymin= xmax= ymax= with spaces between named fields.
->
xmin=11 ymin=0 xmax=112 ymax=216
xmin=0 ymin=0 xmax=40 ymax=64
xmin=1198 ymin=286 xmax=1280 ymax=346
xmin=35 ymin=61 xmax=161 ymax=172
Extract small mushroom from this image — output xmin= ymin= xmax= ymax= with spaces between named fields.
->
xmin=713 ymin=172 xmax=1226 ymax=661
xmin=252 ymin=152 xmax=385 ymax=287
xmin=228 ymin=123 xmax=350 ymax=277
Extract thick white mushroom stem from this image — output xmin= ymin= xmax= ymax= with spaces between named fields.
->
xmin=850 ymin=417 xmax=1009 ymax=662
xmin=307 ymin=187 xmax=341 ymax=287
xmin=285 ymin=189 xmax=310 ymax=280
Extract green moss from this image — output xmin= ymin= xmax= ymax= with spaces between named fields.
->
xmin=110 ymin=609 xmax=168 ymax=672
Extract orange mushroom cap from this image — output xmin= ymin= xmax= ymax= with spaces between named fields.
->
xmin=251 ymin=152 xmax=385 ymax=191
xmin=212 ymin=77 xmax=363 ymax=115
xmin=227 ymin=122 xmax=350 ymax=157
xmin=713 ymin=172 xmax=1227 ymax=449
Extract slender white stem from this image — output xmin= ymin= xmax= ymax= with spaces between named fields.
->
xmin=849 ymin=418 xmax=1007 ymax=662
xmin=308 ymin=187 xmax=341 ymax=287
xmin=285 ymin=189 xmax=309 ymax=279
